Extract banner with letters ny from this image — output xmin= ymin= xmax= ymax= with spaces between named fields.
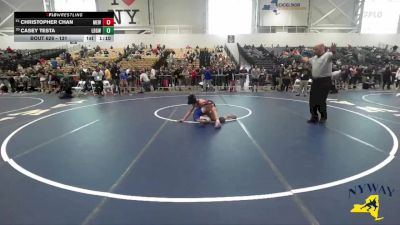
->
xmin=260 ymin=0 xmax=309 ymax=26
xmin=97 ymin=0 xmax=150 ymax=28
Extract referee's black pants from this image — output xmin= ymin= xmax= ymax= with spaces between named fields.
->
xmin=309 ymin=77 xmax=331 ymax=120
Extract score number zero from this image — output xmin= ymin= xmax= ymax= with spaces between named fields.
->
xmin=102 ymin=18 xmax=114 ymax=35
xmin=102 ymin=18 xmax=114 ymax=26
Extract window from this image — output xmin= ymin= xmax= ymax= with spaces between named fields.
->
xmin=361 ymin=0 xmax=400 ymax=34
xmin=208 ymin=0 xmax=253 ymax=35
xmin=54 ymin=0 xmax=96 ymax=12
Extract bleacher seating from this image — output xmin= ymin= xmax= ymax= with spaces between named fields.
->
xmin=237 ymin=44 xmax=275 ymax=70
xmin=0 ymin=48 xmax=65 ymax=71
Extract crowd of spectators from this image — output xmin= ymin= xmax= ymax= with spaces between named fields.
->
xmin=1 ymin=43 xmax=399 ymax=96
xmin=124 ymin=43 xmax=166 ymax=60
xmin=238 ymin=44 xmax=399 ymax=93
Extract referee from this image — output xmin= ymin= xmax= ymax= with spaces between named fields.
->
xmin=303 ymin=43 xmax=336 ymax=123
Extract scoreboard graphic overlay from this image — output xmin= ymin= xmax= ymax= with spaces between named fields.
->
xmin=14 ymin=12 xmax=114 ymax=42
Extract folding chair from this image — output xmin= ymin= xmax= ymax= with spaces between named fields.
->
xmin=102 ymin=80 xmax=113 ymax=95
xmin=90 ymin=81 xmax=97 ymax=95
xmin=307 ymin=79 xmax=312 ymax=92
xmin=292 ymin=79 xmax=300 ymax=92
xmin=72 ymin=80 xmax=86 ymax=97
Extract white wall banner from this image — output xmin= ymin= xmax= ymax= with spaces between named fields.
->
xmin=260 ymin=0 xmax=309 ymax=26
xmin=361 ymin=0 xmax=400 ymax=34
xmin=97 ymin=0 xmax=149 ymax=28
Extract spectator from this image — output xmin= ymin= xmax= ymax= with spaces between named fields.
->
xmin=203 ymin=67 xmax=214 ymax=91
xmin=251 ymin=65 xmax=261 ymax=92
xmin=190 ymin=67 xmax=198 ymax=88
xmin=349 ymin=65 xmax=358 ymax=89
xmin=281 ymin=65 xmax=291 ymax=92
xmin=111 ymin=65 xmax=120 ymax=94
xmin=38 ymin=70 xmax=47 ymax=93
xmin=382 ymin=66 xmax=392 ymax=90
xmin=50 ymin=58 xmax=58 ymax=70
xmin=139 ymin=70 xmax=151 ymax=92
xmin=92 ymin=67 xmax=104 ymax=96
xmin=6 ymin=46 xmax=13 ymax=53
xmin=150 ymin=67 xmax=157 ymax=91
xmin=239 ymin=66 xmax=247 ymax=91
xmin=105 ymin=67 xmax=112 ymax=83
xmin=182 ymin=67 xmax=190 ymax=89
xmin=119 ymin=69 xmax=129 ymax=94
xmin=296 ymin=66 xmax=310 ymax=97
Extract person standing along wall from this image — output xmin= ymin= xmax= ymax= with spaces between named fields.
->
xmin=140 ymin=70 xmax=151 ymax=93
xmin=150 ymin=67 xmax=157 ymax=91
xmin=111 ymin=65 xmax=120 ymax=94
xmin=203 ymin=67 xmax=213 ymax=91
xmin=382 ymin=66 xmax=392 ymax=90
xmin=395 ymin=67 xmax=400 ymax=90
xmin=296 ymin=66 xmax=310 ymax=97
xmin=251 ymin=65 xmax=261 ymax=92
xmin=92 ymin=67 xmax=104 ymax=96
